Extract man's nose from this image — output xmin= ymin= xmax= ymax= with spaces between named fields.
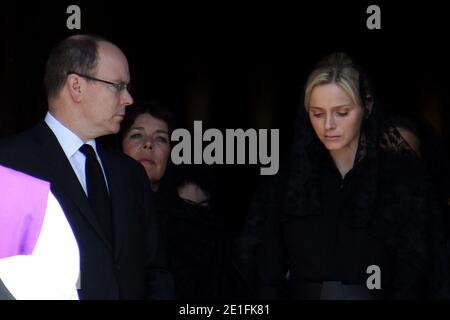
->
xmin=121 ymin=89 xmax=134 ymax=107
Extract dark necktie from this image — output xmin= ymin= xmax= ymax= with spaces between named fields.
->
xmin=79 ymin=144 xmax=113 ymax=245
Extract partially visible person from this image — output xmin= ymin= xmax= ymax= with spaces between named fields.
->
xmin=177 ymin=180 xmax=210 ymax=207
xmin=389 ymin=114 xmax=450 ymax=254
xmin=0 ymin=165 xmax=79 ymax=300
xmin=120 ymin=101 xmax=173 ymax=192
xmin=163 ymin=164 xmax=230 ymax=299
xmin=119 ymin=101 xmax=214 ymax=205
xmin=391 ymin=116 xmax=422 ymax=156
xmin=389 ymin=115 xmax=449 ymax=201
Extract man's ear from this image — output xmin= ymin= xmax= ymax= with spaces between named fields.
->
xmin=66 ymin=74 xmax=83 ymax=103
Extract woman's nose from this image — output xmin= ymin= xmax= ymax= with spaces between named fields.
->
xmin=143 ymin=139 xmax=153 ymax=150
xmin=325 ymin=114 xmax=336 ymax=130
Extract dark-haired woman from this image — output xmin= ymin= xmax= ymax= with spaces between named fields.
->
xmin=120 ymin=102 xmax=227 ymax=299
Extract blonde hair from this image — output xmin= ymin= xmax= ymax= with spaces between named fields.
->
xmin=304 ymin=52 xmax=371 ymax=111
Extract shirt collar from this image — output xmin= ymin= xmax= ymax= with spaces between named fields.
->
xmin=44 ymin=112 xmax=97 ymax=158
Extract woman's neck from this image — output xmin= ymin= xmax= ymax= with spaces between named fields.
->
xmin=329 ymin=141 xmax=359 ymax=178
xmin=150 ymin=181 xmax=160 ymax=192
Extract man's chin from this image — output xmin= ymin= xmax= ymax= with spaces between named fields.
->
xmin=108 ymin=123 xmax=121 ymax=134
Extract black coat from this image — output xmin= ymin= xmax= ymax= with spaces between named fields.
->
xmin=236 ymin=150 xmax=450 ymax=299
xmin=155 ymin=184 xmax=228 ymax=299
xmin=0 ymin=121 xmax=174 ymax=299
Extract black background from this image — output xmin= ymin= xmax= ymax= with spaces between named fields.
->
xmin=2 ymin=1 xmax=449 ymax=235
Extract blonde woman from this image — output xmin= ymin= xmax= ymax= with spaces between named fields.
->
xmin=237 ymin=53 xmax=449 ymax=299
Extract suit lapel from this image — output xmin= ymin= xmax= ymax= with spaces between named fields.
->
xmin=33 ymin=122 xmax=113 ymax=252
xmin=97 ymin=146 xmax=128 ymax=259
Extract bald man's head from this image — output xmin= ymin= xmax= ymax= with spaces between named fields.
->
xmin=44 ymin=34 xmax=117 ymax=99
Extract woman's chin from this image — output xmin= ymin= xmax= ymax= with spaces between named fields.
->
xmin=322 ymin=140 xmax=343 ymax=151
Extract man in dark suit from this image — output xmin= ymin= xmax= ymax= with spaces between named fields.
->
xmin=0 ymin=34 xmax=173 ymax=299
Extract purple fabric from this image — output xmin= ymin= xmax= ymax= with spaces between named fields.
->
xmin=0 ymin=165 xmax=50 ymax=259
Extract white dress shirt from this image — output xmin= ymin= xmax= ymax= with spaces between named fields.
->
xmin=44 ymin=112 xmax=109 ymax=194
xmin=0 ymin=192 xmax=80 ymax=300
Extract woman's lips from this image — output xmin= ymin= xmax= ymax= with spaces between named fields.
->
xmin=139 ymin=159 xmax=155 ymax=166
xmin=324 ymin=135 xmax=340 ymax=141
